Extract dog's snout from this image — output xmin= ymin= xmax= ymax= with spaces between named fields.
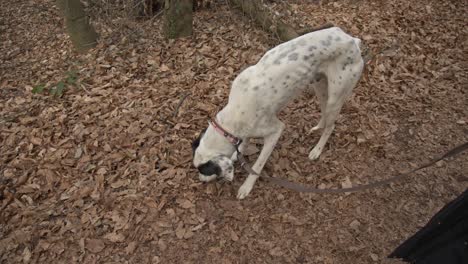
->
xmin=197 ymin=160 xmax=221 ymax=176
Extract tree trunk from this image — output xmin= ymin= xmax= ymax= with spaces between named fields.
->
xmin=164 ymin=0 xmax=193 ymax=39
xmin=132 ymin=0 xmax=164 ymax=18
xmin=228 ymin=0 xmax=334 ymax=42
xmin=56 ymin=0 xmax=98 ymax=52
xmin=227 ymin=0 xmax=299 ymax=41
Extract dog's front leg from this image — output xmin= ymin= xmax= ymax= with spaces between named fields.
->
xmin=237 ymin=122 xmax=284 ymax=199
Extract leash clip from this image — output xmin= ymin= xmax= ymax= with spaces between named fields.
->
xmin=233 ymin=138 xmax=243 ymax=148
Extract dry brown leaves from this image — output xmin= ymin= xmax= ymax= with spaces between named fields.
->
xmin=1 ymin=0 xmax=467 ymax=263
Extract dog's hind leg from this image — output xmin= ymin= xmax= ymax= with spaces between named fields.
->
xmin=310 ymin=76 xmax=328 ymax=132
xmin=308 ymin=60 xmax=363 ymax=160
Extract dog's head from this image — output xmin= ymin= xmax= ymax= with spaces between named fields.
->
xmin=192 ymin=129 xmax=234 ymax=182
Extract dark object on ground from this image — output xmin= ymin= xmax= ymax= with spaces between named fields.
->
xmin=389 ymin=189 xmax=468 ymax=264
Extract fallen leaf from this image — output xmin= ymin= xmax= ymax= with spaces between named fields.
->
xmin=86 ymin=239 xmax=105 ymax=253
xmin=111 ymin=179 xmax=129 ymax=189
xmin=243 ymin=144 xmax=260 ymax=156
xmin=269 ymin=247 xmax=283 ymax=257
xmin=30 ymin=137 xmax=42 ymax=145
xmin=160 ymin=64 xmax=170 ymax=72
xmin=341 ymin=176 xmax=352 ymax=189
xmin=125 ymin=241 xmax=138 ymax=254
xmin=184 ymin=230 xmax=194 ymax=239
xmin=22 ymin=247 xmax=31 ymax=263
xmin=104 ymin=232 xmax=125 ymax=242
xmin=96 ymin=167 xmax=107 ymax=175
xmin=177 ymin=198 xmax=194 ymax=209
xmin=230 ymin=229 xmax=239 ymax=241
xmin=349 ymin=219 xmax=361 ymax=231
xmin=175 ymin=225 xmax=185 ymax=239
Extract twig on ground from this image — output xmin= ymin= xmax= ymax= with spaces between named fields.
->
xmin=173 ymin=92 xmax=191 ymax=118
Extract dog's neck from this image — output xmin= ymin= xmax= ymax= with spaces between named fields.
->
xmin=216 ymin=105 xmax=253 ymax=137
xmin=201 ymin=110 xmax=239 ymax=158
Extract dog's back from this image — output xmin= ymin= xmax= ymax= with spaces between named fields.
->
xmin=227 ymin=27 xmax=363 ymax=117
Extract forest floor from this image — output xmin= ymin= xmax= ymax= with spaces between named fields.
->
xmin=1 ymin=0 xmax=467 ymax=263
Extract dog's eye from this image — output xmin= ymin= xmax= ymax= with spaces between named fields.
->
xmin=197 ymin=161 xmax=221 ymax=176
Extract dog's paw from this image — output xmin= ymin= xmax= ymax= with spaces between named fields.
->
xmin=237 ymin=182 xmax=254 ymax=199
xmin=308 ymin=147 xmax=323 ymax=160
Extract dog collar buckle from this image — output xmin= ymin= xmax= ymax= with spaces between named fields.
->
xmin=233 ymin=138 xmax=243 ymax=149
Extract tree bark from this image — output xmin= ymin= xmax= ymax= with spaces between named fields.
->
xmin=228 ymin=0 xmax=334 ymax=42
xmin=163 ymin=0 xmax=193 ymax=39
xmin=56 ymin=0 xmax=98 ymax=52
xmin=132 ymin=0 xmax=165 ymax=18
xmin=227 ymin=0 xmax=299 ymax=41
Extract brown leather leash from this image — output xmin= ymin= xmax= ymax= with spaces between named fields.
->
xmin=237 ymin=142 xmax=468 ymax=194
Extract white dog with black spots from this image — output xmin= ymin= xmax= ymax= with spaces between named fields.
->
xmin=192 ymin=27 xmax=364 ymax=199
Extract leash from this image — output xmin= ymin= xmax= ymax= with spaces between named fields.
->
xmin=237 ymin=142 xmax=468 ymax=193
xmin=209 ymin=118 xmax=468 ymax=193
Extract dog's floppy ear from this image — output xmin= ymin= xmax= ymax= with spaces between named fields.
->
xmin=197 ymin=160 xmax=221 ymax=176
xmin=191 ymin=128 xmax=207 ymax=155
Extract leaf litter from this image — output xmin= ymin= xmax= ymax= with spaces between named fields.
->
xmin=0 ymin=0 xmax=467 ymax=263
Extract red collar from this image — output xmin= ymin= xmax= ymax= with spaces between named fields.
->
xmin=209 ymin=119 xmax=243 ymax=148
